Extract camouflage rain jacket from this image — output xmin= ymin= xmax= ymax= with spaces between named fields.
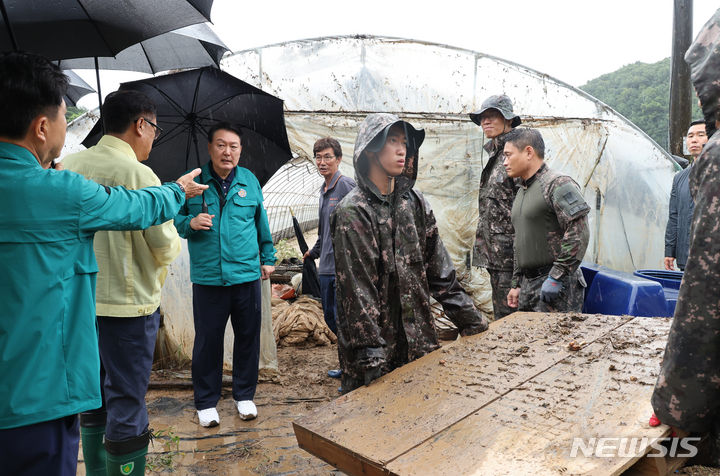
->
xmin=331 ymin=113 xmax=488 ymax=392
xmin=652 ymin=8 xmax=720 ymax=432
xmin=474 ymin=134 xmax=518 ymax=271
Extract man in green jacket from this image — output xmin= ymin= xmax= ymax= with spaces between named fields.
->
xmin=0 ymin=52 xmax=206 ymax=476
xmin=175 ymin=122 xmax=276 ymax=427
xmin=64 ymin=90 xmax=182 ymax=475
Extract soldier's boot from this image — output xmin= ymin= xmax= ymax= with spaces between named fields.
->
xmin=80 ymin=410 xmax=108 ymax=476
xmin=105 ymin=429 xmax=151 ymax=476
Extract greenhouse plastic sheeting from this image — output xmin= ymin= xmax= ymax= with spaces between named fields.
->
xmin=222 ymin=36 xmax=676 ymax=275
xmin=62 ymin=35 xmax=677 ymax=362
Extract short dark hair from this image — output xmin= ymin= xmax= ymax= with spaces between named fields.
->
xmin=313 ymin=137 xmax=342 ymax=158
xmin=689 ymin=119 xmax=706 ymax=129
xmin=504 ymin=128 xmax=545 ymax=159
xmin=102 ymin=90 xmax=156 ymax=134
xmin=0 ymin=52 xmax=68 ymax=140
xmin=207 ymin=122 xmax=243 ymax=144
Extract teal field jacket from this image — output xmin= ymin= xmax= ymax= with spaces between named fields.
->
xmin=0 ymin=142 xmax=184 ymax=429
xmin=174 ymin=164 xmax=276 ymax=286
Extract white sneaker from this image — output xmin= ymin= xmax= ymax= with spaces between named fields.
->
xmin=197 ymin=407 xmax=220 ymax=427
xmin=235 ymin=400 xmax=257 ymax=420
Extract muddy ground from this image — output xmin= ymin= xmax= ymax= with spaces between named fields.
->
xmin=75 ymin=340 xmax=720 ymax=476
xmin=77 ymin=343 xmax=343 ymax=475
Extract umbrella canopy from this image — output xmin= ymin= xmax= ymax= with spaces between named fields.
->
xmin=290 ymin=209 xmax=321 ymax=299
xmin=56 ymin=23 xmax=228 ymax=74
xmin=82 ymin=66 xmax=293 ymax=187
xmin=63 ymin=69 xmax=94 ymax=106
xmin=0 ymin=0 xmax=213 ymax=59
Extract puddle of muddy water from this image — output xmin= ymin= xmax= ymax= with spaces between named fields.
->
xmin=77 ymin=344 xmax=345 ymax=475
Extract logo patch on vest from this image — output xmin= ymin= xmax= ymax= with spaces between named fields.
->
xmin=120 ymin=462 xmax=135 ymax=474
xmin=238 ymin=189 xmax=247 ymax=198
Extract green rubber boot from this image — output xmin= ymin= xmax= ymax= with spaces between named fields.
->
xmin=105 ymin=430 xmax=150 ymax=476
xmin=80 ymin=411 xmax=107 ymax=476
xmin=81 ymin=425 xmax=107 ymax=476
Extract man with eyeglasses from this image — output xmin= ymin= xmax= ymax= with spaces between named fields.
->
xmin=63 ymin=90 xmax=180 ymax=474
xmin=303 ymin=138 xmax=356 ymax=381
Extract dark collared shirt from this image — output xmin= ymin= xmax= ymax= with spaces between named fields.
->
xmin=210 ymin=166 xmax=236 ymax=197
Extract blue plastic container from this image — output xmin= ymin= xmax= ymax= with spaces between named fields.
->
xmin=633 ymin=269 xmax=683 ymax=316
xmin=581 ymin=264 xmax=671 ymax=317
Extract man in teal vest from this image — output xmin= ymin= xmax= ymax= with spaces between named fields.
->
xmin=0 ymin=52 xmax=206 ymax=476
xmin=503 ymin=128 xmax=589 ymax=313
xmin=175 ymin=122 xmax=276 ymax=428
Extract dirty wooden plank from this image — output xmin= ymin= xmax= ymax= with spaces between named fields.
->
xmin=386 ymin=316 xmax=671 ymax=475
xmin=293 ymin=312 xmax=638 ymax=472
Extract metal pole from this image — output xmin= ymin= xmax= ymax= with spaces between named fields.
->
xmin=94 ymin=57 xmax=104 ymax=134
xmin=0 ymin=1 xmax=19 ymax=51
xmin=669 ymin=0 xmax=693 ymax=155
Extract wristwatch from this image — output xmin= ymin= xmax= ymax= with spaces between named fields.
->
xmin=174 ymin=181 xmax=186 ymax=196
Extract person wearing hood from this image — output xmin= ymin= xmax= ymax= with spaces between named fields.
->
xmin=652 ymin=8 xmax=720 ymax=464
xmin=330 ymin=113 xmax=489 ymax=394
xmin=469 ymin=95 xmax=521 ymax=319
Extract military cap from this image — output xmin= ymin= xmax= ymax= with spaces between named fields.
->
xmin=469 ymin=94 xmax=521 ymax=128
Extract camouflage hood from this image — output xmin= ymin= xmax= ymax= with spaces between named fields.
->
xmin=685 ymin=8 xmax=720 ymax=134
xmin=353 ymin=113 xmax=425 ymax=199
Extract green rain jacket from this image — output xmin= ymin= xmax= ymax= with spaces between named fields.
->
xmin=0 ymin=142 xmax=185 ymax=429
xmin=174 ymin=163 xmax=276 ymax=286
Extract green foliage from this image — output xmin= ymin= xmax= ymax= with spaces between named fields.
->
xmin=580 ymin=57 xmax=702 ymax=150
xmin=146 ymin=428 xmax=181 ymax=473
xmin=275 ymin=238 xmax=301 ymax=262
xmin=65 ymin=106 xmax=86 ymax=123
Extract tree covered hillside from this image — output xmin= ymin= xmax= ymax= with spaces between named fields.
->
xmin=580 ymin=57 xmax=701 ymax=151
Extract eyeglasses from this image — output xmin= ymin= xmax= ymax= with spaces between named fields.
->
xmin=314 ymin=154 xmax=336 ymax=163
xmin=140 ymin=117 xmax=163 ymax=141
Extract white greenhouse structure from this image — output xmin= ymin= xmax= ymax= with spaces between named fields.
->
xmin=63 ymin=35 xmax=678 ymax=362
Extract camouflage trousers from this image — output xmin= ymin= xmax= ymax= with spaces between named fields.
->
xmin=518 ymin=269 xmax=586 ymax=313
xmin=488 ymin=268 xmax=515 ymax=319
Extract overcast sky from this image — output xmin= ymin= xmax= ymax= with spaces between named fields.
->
xmin=76 ymin=1 xmax=719 ymax=109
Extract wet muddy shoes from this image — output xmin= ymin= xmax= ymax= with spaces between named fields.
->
xmin=197 ymin=408 xmax=220 ymax=427
xmin=235 ymin=400 xmax=257 ymax=420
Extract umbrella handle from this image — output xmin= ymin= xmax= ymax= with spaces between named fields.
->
xmin=201 ymin=195 xmax=208 ymax=214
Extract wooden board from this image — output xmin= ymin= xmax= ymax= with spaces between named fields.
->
xmin=293 ymin=312 xmax=673 ymax=475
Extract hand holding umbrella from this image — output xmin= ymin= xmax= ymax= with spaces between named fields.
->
xmin=290 ymin=207 xmax=322 ymax=298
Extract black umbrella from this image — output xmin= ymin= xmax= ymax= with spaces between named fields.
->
xmin=63 ymin=69 xmax=94 ymax=107
xmin=0 ymin=0 xmax=212 ymax=59
xmin=56 ymin=22 xmax=228 ymax=123
xmin=56 ymin=23 xmax=227 ymax=75
xmin=82 ymin=66 xmax=292 ymax=187
xmin=290 ymin=208 xmax=321 ymax=299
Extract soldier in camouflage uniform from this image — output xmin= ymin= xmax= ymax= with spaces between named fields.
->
xmin=470 ymin=95 xmax=522 ymax=319
xmin=652 ymin=8 xmax=720 ymax=459
xmin=331 ymin=113 xmax=488 ymax=394
xmin=502 ymin=128 xmax=590 ymax=313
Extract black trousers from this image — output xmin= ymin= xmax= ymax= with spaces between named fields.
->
xmin=192 ymin=280 xmax=261 ymax=410
xmin=97 ymin=311 xmax=160 ymax=440
xmin=0 ymin=414 xmax=79 ymax=476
